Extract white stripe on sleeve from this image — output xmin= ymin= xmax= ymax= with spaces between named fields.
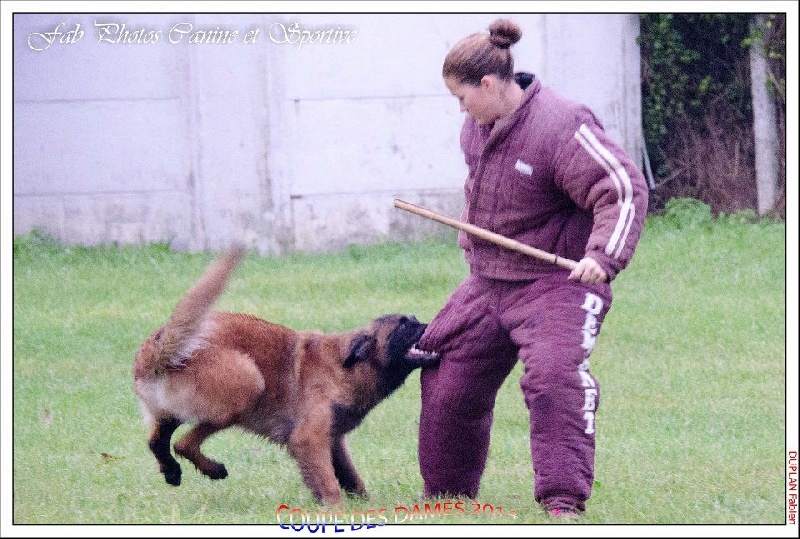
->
xmin=574 ymin=124 xmax=635 ymax=259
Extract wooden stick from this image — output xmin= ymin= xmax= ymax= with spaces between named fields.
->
xmin=393 ymin=199 xmax=578 ymax=271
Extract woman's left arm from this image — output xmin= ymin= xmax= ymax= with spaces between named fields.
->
xmin=556 ymin=118 xmax=650 ymax=282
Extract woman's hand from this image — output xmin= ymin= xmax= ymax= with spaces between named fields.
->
xmin=568 ymin=257 xmax=608 ymax=283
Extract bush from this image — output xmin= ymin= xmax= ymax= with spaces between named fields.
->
xmin=660 ymin=198 xmax=714 ymax=229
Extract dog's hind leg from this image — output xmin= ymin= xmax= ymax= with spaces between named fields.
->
xmin=173 ymin=422 xmax=229 ymax=480
xmin=331 ymin=436 xmax=367 ymax=498
xmin=149 ymin=417 xmax=183 ymax=486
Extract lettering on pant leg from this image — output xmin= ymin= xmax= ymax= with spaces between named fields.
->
xmin=580 ymin=293 xmax=603 ymax=352
xmin=579 ymin=293 xmax=603 ymax=434
xmin=582 ymin=388 xmax=598 ymax=410
xmin=578 ymin=364 xmax=596 ymax=389
xmin=578 ymin=361 xmax=597 ymax=435
xmin=583 ymin=411 xmax=596 ymax=434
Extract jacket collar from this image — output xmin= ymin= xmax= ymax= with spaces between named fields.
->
xmin=483 ymin=73 xmax=540 ymax=150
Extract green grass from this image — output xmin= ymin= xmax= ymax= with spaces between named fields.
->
xmin=10 ymin=204 xmax=788 ymax=529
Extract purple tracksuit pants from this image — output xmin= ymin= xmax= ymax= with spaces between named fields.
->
xmin=417 ymin=273 xmax=612 ymax=512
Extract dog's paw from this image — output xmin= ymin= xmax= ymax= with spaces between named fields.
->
xmin=163 ymin=465 xmax=182 ymax=486
xmin=206 ymin=463 xmax=228 ymax=480
xmin=344 ymin=487 xmax=369 ymax=500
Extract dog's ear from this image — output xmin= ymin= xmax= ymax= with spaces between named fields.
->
xmin=344 ymin=335 xmax=376 ymax=369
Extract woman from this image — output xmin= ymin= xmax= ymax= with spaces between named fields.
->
xmin=416 ymin=18 xmax=649 ymax=517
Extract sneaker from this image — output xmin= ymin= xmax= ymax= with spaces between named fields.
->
xmin=542 ymin=497 xmax=584 ymax=519
xmin=548 ymin=507 xmax=580 ymax=519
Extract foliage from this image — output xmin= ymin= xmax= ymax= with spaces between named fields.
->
xmin=638 ymin=13 xmax=785 ymax=216
xmin=659 ymin=197 xmax=715 ymax=229
xmin=657 ymin=197 xmax=768 ymax=231
xmin=639 ymin=14 xmax=752 ymax=167
xmin=639 ymin=14 xmax=752 ymax=177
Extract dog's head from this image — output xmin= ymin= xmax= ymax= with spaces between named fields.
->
xmin=343 ymin=314 xmax=439 ymax=398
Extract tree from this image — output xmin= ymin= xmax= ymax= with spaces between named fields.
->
xmin=747 ymin=13 xmax=786 ymax=217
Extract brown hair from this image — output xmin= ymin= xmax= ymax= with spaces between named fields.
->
xmin=442 ymin=19 xmax=522 ymax=85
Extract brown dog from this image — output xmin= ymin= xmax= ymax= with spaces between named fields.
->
xmin=133 ymin=247 xmax=439 ymax=505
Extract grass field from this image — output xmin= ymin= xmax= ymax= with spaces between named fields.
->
xmin=8 ymin=200 xmax=790 ymax=531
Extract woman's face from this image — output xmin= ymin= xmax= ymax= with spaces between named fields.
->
xmin=444 ymin=76 xmax=499 ymax=125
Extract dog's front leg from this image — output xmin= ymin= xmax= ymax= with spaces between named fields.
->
xmin=332 ymin=436 xmax=367 ymax=498
xmin=288 ymin=407 xmax=342 ymax=506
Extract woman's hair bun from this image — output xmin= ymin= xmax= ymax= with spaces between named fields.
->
xmin=488 ymin=19 xmax=522 ymax=49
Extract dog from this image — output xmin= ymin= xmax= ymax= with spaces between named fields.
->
xmin=133 ymin=247 xmax=439 ymax=505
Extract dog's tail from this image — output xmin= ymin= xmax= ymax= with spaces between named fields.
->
xmin=144 ymin=246 xmax=245 ymax=374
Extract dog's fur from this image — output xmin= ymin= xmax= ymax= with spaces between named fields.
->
xmin=133 ymin=247 xmax=438 ymax=505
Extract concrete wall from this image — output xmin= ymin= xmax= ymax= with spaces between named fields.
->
xmin=13 ymin=13 xmax=641 ymax=254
